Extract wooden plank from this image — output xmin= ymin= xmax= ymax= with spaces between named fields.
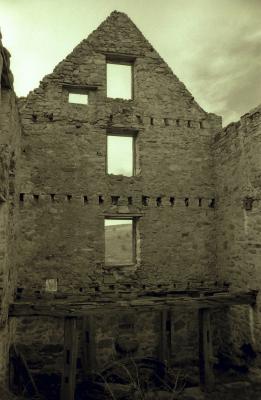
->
xmin=82 ymin=315 xmax=96 ymax=375
xmin=14 ymin=281 xmax=232 ymax=298
xmin=198 ymin=308 xmax=214 ymax=391
xmin=9 ymin=291 xmax=258 ymax=318
xmin=61 ymin=317 xmax=78 ymax=400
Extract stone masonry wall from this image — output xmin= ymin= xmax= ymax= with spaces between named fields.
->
xmin=14 ymin=11 xmax=223 ymax=382
xmin=2 ymin=10 xmax=261 ymax=394
xmin=17 ymin=11 xmax=221 ymax=291
xmin=0 ymin=9 xmax=261 ymax=398
xmin=213 ymin=105 xmax=261 ymax=365
xmin=0 ymin=87 xmax=21 ymax=384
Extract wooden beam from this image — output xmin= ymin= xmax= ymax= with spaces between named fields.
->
xmin=61 ymin=317 xmax=78 ymax=400
xmin=62 ymin=83 xmax=99 ymax=91
xmin=103 ymin=212 xmax=143 ymax=218
xmin=198 ymin=308 xmax=214 ymax=391
xmin=82 ymin=316 xmax=96 ymax=375
xmin=106 ymin=126 xmax=139 ymax=135
xmin=9 ymin=291 xmax=258 ymax=318
xmin=105 ymin=52 xmax=138 ymax=62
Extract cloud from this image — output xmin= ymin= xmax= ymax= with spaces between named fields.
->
xmin=169 ymin=4 xmax=261 ymax=126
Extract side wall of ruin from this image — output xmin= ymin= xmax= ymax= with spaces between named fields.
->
xmin=213 ymin=105 xmax=261 ymax=365
xmin=0 ymin=87 xmax=21 ymax=384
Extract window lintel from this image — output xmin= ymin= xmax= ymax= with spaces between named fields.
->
xmin=106 ymin=127 xmax=139 ymax=136
xmin=104 ymin=213 xmax=142 ymax=219
xmin=63 ymin=83 xmax=99 ymax=93
xmin=105 ymin=53 xmax=137 ymax=64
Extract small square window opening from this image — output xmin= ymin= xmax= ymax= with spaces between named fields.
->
xmin=105 ymin=218 xmax=135 ymax=266
xmin=107 ymin=63 xmax=132 ymax=99
xmin=68 ymin=93 xmax=88 ymax=105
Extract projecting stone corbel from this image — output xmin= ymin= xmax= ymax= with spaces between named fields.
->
xmin=243 ymin=197 xmax=255 ymax=211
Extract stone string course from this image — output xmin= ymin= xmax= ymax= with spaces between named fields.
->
xmin=17 ymin=192 xmax=216 ymax=208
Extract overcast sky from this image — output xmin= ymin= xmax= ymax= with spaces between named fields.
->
xmin=0 ymin=0 xmax=261 ymax=126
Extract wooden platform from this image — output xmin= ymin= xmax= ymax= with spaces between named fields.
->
xmin=8 ymin=282 xmax=258 ymax=400
xmin=9 ymin=288 xmax=257 ymax=317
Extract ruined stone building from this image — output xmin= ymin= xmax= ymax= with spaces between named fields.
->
xmin=0 ymin=10 xmax=261 ymax=400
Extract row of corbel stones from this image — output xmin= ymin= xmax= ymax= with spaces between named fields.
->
xmin=18 ymin=193 xmax=216 ymax=209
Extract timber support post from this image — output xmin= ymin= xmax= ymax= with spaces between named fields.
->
xmin=159 ymin=309 xmax=171 ymax=366
xmin=61 ymin=317 xmax=78 ymax=400
xmin=198 ymin=308 xmax=214 ymax=391
xmin=82 ymin=315 xmax=96 ymax=374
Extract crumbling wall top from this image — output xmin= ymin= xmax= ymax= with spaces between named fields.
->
xmin=213 ymin=103 xmax=261 ymax=144
xmin=0 ymin=31 xmax=14 ymax=90
xmin=20 ymin=11 xmax=211 ymax=118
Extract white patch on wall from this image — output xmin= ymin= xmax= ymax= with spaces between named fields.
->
xmin=68 ymin=93 xmax=88 ymax=104
xmin=45 ymin=278 xmax=58 ymax=292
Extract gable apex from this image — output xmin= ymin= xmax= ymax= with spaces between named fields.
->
xmin=29 ymin=11 xmax=206 ymax=116
xmin=80 ymin=10 xmax=157 ymax=57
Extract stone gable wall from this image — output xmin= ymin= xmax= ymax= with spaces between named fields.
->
xmin=13 ymin=11 xmax=223 ymax=381
xmin=17 ymin=11 xmax=221 ymax=291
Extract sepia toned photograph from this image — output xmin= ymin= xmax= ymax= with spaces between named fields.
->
xmin=0 ymin=1 xmax=261 ymax=399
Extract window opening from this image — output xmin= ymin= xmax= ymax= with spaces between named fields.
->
xmin=107 ymin=135 xmax=134 ymax=176
xmin=105 ymin=218 xmax=135 ymax=265
xmin=68 ymin=92 xmax=88 ymax=104
xmin=107 ymin=62 xmax=132 ymax=99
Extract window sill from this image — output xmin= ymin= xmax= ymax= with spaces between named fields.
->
xmin=104 ymin=263 xmax=137 ymax=270
xmin=106 ymin=173 xmax=141 ymax=180
xmin=106 ymin=97 xmax=134 ymax=103
xmin=106 ymin=173 xmax=135 ymax=178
